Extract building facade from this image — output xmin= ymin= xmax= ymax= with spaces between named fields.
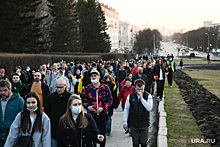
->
xmin=99 ymin=3 xmax=119 ymax=51
xmin=119 ymin=21 xmax=138 ymax=52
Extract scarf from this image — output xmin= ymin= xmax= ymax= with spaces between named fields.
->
xmin=12 ymin=80 xmax=22 ymax=93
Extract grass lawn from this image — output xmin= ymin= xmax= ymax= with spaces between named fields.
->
xmin=164 ymin=80 xmax=210 ymax=147
xmin=184 ymin=70 xmax=220 ymax=98
xmin=174 ymin=59 xmax=220 ymax=65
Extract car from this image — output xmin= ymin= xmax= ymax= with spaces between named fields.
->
xmin=194 ymin=51 xmax=199 ymax=55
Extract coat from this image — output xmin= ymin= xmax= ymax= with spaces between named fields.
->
xmin=57 ymin=113 xmax=100 ymax=147
xmin=83 ymin=83 xmax=112 ymax=117
xmin=4 ymin=112 xmax=51 ymax=147
xmin=0 ymin=93 xmax=24 ymax=139
xmin=44 ymin=90 xmax=72 ymax=140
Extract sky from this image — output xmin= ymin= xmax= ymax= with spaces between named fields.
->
xmin=99 ymin=0 xmax=220 ymax=34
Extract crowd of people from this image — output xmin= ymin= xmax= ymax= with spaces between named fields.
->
xmin=0 ymin=54 xmax=176 ymax=147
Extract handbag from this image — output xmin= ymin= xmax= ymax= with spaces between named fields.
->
xmin=12 ymin=119 xmax=37 ymax=147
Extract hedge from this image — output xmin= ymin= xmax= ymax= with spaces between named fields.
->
xmin=0 ymin=53 xmax=135 ymax=76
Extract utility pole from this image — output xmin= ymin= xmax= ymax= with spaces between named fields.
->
xmin=153 ymin=35 xmax=156 ymax=54
xmin=205 ymin=33 xmax=209 ymax=52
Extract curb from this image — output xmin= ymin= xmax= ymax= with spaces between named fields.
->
xmin=157 ymin=97 xmax=168 ymax=147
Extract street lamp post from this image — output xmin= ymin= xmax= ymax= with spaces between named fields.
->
xmin=212 ymin=34 xmax=219 ymax=49
xmin=205 ymin=33 xmax=210 ymax=52
xmin=153 ymin=35 xmax=156 ymax=54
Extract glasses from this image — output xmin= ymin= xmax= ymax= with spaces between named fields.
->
xmin=56 ymin=86 xmax=64 ymax=89
xmin=34 ymin=75 xmax=41 ymax=77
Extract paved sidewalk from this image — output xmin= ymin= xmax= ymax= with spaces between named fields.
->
xmin=106 ymin=106 xmax=132 ymax=147
xmin=105 ymin=89 xmax=159 ymax=147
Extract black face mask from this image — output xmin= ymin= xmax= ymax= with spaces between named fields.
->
xmin=70 ymin=63 xmax=73 ymax=66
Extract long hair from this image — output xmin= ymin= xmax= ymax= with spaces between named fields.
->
xmin=157 ymin=58 xmax=165 ymax=69
xmin=59 ymin=94 xmax=88 ymax=130
xmin=21 ymin=92 xmax=43 ymax=133
xmin=103 ymin=74 xmax=116 ymax=85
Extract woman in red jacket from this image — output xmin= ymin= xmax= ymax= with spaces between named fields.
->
xmin=117 ymin=77 xmax=134 ymax=110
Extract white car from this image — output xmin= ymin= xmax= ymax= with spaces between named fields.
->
xmin=194 ymin=51 xmax=199 ymax=55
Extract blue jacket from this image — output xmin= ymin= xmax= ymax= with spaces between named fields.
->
xmin=25 ymin=82 xmax=50 ymax=106
xmin=0 ymin=93 xmax=24 ymax=139
xmin=132 ymin=74 xmax=149 ymax=92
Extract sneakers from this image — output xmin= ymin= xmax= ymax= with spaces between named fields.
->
xmin=169 ymin=85 xmax=172 ymax=87
xmin=156 ymin=96 xmax=160 ymax=101
xmin=107 ymin=132 xmax=111 ymax=136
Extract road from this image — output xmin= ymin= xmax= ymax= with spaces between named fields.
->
xmin=159 ymin=42 xmax=220 ymax=60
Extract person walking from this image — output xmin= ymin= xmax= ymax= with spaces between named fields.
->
xmin=117 ymin=64 xmax=127 ymax=91
xmin=117 ymin=77 xmax=134 ymax=110
xmin=74 ymin=68 xmax=83 ymax=95
xmin=103 ymin=75 xmax=117 ymax=136
xmin=44 ymin=78 xmax=72 ymax=147
xmin=207 ymin=53 xmax=211 ymax=64
xmin=4 ymin=92 xmax=51 ymax=147
xmin=47 ymin=63 xmax=58 ymax=92
xmin=66 ymin=71 xmax=76 ymax=94
xmin=153 ymin=59 xmax=167 ymax=101
xmin=180 ymin=59 xmax=183 ymax=70
xmin=144 ymin=62 xmax=155 ymax=96
xmin=25 ymin=72 xmax=50 ymax=108
xmin=0 ymin=80 xmax=24 ymax=146
xmin=11 ymin=73 xmax=26 ymax=98
xmin=123 ymin=79 xmax=153 ymax=147
xmin=166 ymin=57 xmax=176 ymax=87
xmin=132 ymin=67 xmax=148 ymax=92
xmin=57 ymin=94 xmax=104 ymax=147
xmin=83 ymin=69 xmax=112 ymax=147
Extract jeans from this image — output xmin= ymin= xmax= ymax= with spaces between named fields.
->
xmin=0 ymin=139 xmax=6 ymax=147
xmin=107 ymin=115 xmax=112 ymax=133
xmin=51 ymin=138 xmax=57 ymax=147
xmin=130 ymin=126 xmax=149 ymax=147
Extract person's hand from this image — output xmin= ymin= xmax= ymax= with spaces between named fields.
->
xmin=97 ymin=135 xmax=104 ymax=142
xmin=165 ymin=72 xmax=168 ymax=75
xmin=123 ymin=124 xmax=128 ymax=131
xmin=96 ymin=107 xmax=103 ymax=114
xmin=138 ymin=92 xmax=143 ymax=99
xmin=88 ymin=105 xmax=96 ymax=112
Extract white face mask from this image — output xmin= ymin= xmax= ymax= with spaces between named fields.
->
xmin=71 ymin=106 xmax=82 ymax=114
xmin=91 ymin=79 xmax=98 ymax=84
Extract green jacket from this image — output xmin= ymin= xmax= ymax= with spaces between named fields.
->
xmin=0 ymin=93 xmax=24 ymax=139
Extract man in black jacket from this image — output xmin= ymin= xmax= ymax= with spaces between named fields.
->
xmin=144 ymin=62 xmax=155 ymax=96
xmin=132 ymin=67 xmax=149 ymax=92
xmin=44 ymin=78 xmax=72 ymax=147
xmin=123 ymin=79 xmax=153 ymax=147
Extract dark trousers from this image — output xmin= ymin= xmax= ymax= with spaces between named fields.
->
xmin=147 ymin=80 xmax=154 ymax=95
xmin=130 ymin=126 xmax=149 ymax=147
xmin=95 ymin=114 xmax=108 ymax=147
xmin=0 ymin=139 xmax=6 ymax=147
xmin=156 ymin=80 xmax=164 ymax=99
xmin=167 ymin=70 xmax=173 ymax=86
